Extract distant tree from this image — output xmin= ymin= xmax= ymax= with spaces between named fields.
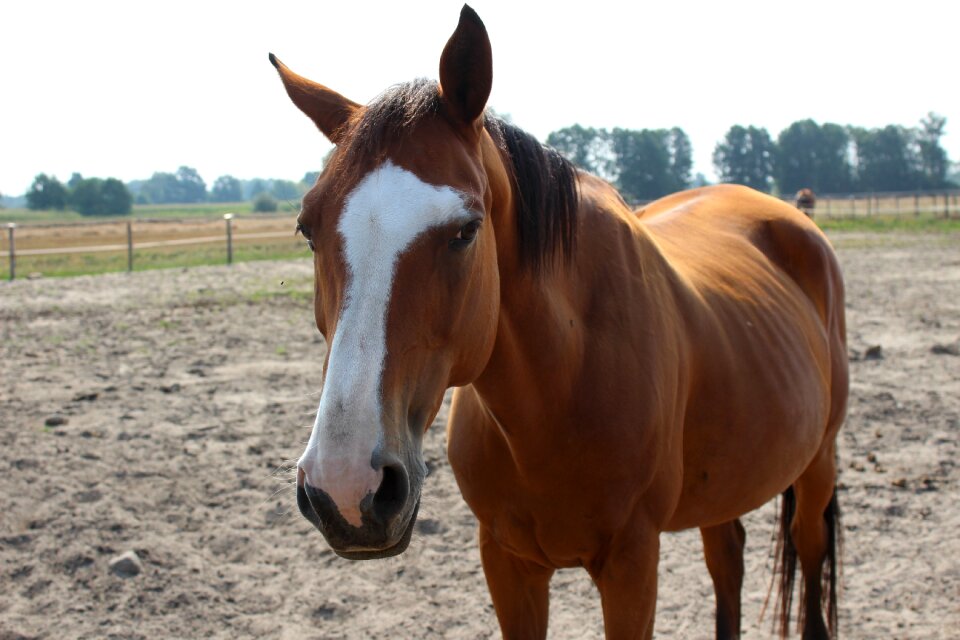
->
xmin=850 ymin=125 xmax=917 ymax=192
xmin=610 ymin=128 xmax=678 ymax=202
xmin=139 ymin=171 xmax=180 ymax=204
xmin=253 ymin=192 xmax=278 ymax=212
xmin=271 ymin=179 xmax=301 ymax=201
xmin=67 ymin=172 xmax=84 ymax=189
xmin=546 ymin=125 xmax=617 ymax=181
xmin=210 ymin=175 xmax=244 ymax=202
xmin=777 ymin=120 xmax=853 ymax=194
xmin=777 ymin=119 xmax=819 ymax=194
xmin=817 ymin=123 xmax=855 ymax=193
xmin=916 ymin=112 xmax=949 ymax=189
xmin=947 ymin=160 xmax=960 ymax=188
xmin=69 ymin=177 xmax=132 ymax=215
xmin=70 ymin=178 xmax=104 ymax=215
xmin=302 ymin=171 xmax=321 ymax=187
xmin=713 ymin=125 xmax=777 ymax=192
xmin=26 ymin=174 xmax=69 ymax=210
xmin=175 ymin=166 xmax=207 ymax=203
xmin=138 ymin=166 xmax=207 ymax=203
xmin=99 ymin=178 xmax=133 ymax=215
xmin=245 ymin=178 xmax=269 ymax=200
xmin=666 ymin=127 xmax=693 ymax=192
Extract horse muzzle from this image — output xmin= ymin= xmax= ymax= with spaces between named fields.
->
xmin=296 ymin=463 xmax=421 ymax=560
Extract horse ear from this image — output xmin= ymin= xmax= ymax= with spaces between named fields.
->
xmin=439 ymin=5 xmax=492 ymax=130
xmin=269 ymin=53 xmax=361 ymax=145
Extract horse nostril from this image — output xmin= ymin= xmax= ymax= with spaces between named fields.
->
xmin=372 ymin=464 xmax=409 ymax=524
xmin=298 ymin=482 xmax=326 ymax=530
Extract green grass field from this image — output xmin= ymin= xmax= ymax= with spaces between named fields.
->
xmin=815 ymin=214 xmax=960 ymax=233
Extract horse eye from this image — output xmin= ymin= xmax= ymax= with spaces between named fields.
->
xmin=296 ymin=222 xmax=316 ymax=252
xmin=450 ymin=220 xmax=481 ymax=249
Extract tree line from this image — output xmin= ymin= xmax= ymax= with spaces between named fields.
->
xmin=19 ymin=113 xmax=955 ymax=215
xmin=26 ymin=173 xmax=133 ymax=216
xmin=546 ymin=125 xmax=693 ymax=202
xmin=548 ymin=113 xmax=955 ymax=202
xmin=24 ymin=167 xmax=320 ymax=216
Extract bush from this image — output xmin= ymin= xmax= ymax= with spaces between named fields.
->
xmin=252 ymin=192 xmax=278 ymax=213
xmin=70 ymin=178 xmax=104 ymax=215
xmin=26 ymin=174 xmax=69 ymax=210
xmin=100 ymin=178 xmax=133 ymax=215
xmin=70 ymin=177 xmax=133 ymax=216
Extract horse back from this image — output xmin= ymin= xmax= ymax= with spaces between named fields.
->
xmin=639 ymin=184 xmax=845 ymax=347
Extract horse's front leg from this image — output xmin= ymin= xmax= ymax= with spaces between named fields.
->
xmin=588 ymin=524 xmax=660 ymax=640
xmin=479 ymin=524 xmax=555 ymax=639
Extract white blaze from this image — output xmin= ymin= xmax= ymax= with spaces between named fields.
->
xmin=298 ymin=161 xmax=470 ymax=526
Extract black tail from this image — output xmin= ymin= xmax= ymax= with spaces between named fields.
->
xmin=773 ymin=486 xmax=841 ymax=637
xmin=824 ymin=489 xmax=842 ymax=636
xmin=774 ymin=487 xmax=799 ymax=638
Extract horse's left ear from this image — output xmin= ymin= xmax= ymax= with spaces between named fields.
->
xmin=439 ymin=5 xmax=493 ymax=132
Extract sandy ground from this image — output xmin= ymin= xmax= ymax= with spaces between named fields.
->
xmin=1 ymin=230 xmax=958 ymax=639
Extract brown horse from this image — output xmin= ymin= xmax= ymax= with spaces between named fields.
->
xmin=796 ymin=188 xmax=817 ymax=218
xmin=271 ymin=6 xmax=847 ymax=638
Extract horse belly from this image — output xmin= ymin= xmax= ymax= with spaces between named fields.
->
xmin=666 ymin=310 xmax=831 ymax=531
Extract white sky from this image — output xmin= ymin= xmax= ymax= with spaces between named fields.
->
xmin=1 ymin=0 xmax=957 ymax=196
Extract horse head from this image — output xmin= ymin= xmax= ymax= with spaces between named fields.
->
xmin=271 ymin=5 xmax=504 ymax=559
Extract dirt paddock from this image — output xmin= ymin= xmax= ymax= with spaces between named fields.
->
xmin=1 ymin=230 xmax=958 ymax=639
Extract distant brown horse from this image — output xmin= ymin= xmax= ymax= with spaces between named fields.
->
xmin=271 ymin=6 xmax=847 ymax=638
xmin=796 ymin=188 xmax=817 ymax=218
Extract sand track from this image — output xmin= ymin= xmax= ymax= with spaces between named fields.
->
xmin=1 ymin=231 xmax=958 ymax=639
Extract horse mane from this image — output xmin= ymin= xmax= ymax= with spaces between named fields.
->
xmin=485 ymin=115 xmax=579 ymax=274
xmin=335 ymin=79 xmax=579 ymax=274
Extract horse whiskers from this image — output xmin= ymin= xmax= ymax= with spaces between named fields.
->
xmin=258 ymin=482 xmax=297 ymax=507
xmin=264 ymin=457 xmax=300 ymax=482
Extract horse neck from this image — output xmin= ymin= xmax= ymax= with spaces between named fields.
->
xmin=473 ymin=143 xmax=678 ymax=428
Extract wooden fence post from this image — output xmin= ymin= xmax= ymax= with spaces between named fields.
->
xmin=224 ymin=213 xmax=234 ymax=265
xmin=914 ymin=192 xmax=920 ymax=217
xmin=6 ymin=223 xmax=14 ymax=281
xmin=126 ymin=221 xmax=133 ymax=272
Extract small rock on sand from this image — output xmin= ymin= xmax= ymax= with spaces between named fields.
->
xmin=108 ymin=551 xmax=143 ymax=578
xmin=931 ymin=341 xmax=960 ymax=356
xmin=864 ymin=345 xmax=884 ymax=360
xmin=44 ymin=415 xmax=67 ymax=427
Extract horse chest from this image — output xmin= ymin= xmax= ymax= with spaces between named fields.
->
xmin=447 ymin=391 xmax=669 ymax=567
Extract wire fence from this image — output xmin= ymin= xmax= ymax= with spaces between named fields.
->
xmin=3 ymin=187 xmax=959 ymax=280
xmin=777 ymin=189 xmax=960 ymax=219
xmin=2 ymin=213 xmax=302 ymax=281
